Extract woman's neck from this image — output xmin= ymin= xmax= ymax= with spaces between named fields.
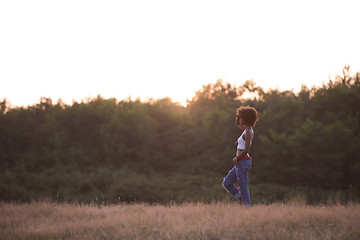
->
xmin=243 ymin=124 xmax=251 ymax=130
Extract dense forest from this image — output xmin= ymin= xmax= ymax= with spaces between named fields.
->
xmin=1 ymin=66 xmax=359 ymax=204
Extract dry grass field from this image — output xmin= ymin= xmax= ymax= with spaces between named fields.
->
xmin=0 ymin=201 xmax=359 ymax=240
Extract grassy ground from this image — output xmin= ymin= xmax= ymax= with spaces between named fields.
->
xmin=1 ymin=201 xmax=359 ymax=240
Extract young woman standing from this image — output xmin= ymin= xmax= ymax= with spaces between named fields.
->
xmin=222 ymin=106 xmax=259 ymax=207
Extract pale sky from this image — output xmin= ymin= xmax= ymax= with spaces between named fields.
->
xmin=1 ymin=0 xmax=359 ymax=107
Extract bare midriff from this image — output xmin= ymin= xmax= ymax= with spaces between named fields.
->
xmin=236 ymin=149 xmax=250 ymax=159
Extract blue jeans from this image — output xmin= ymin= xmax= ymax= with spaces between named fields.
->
xmin=222 ymin=160 xmax=252 ymax=206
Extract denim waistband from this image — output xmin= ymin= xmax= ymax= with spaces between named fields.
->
xmin=238 ymin=156 xmax=252 ymax=161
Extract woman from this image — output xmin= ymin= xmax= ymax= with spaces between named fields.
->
xmin=222 ymin=106 xmax=259 ymax=207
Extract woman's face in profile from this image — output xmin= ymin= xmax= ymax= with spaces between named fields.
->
xmin=236 ymin=115 xmax=244 ymax=126
xmin=239 ymin=117 xmax=244 ymax=126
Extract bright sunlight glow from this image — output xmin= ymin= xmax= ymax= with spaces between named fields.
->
xmin=1 ymin=0 xmax=359 ymax=107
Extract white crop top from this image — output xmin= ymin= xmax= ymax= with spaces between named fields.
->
xmin=237 ymin=129 xmax=253 ymax=150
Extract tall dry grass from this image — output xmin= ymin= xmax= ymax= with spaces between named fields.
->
xmin=0 ymin=200 xmax=359 ymax=240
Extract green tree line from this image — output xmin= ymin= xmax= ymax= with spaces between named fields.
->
xmin=1 ymin=66 xmax=359 ymax=204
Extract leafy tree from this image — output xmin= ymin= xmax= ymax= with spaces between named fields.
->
xmin=1 ymin=66 xmax=359 ymax=203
